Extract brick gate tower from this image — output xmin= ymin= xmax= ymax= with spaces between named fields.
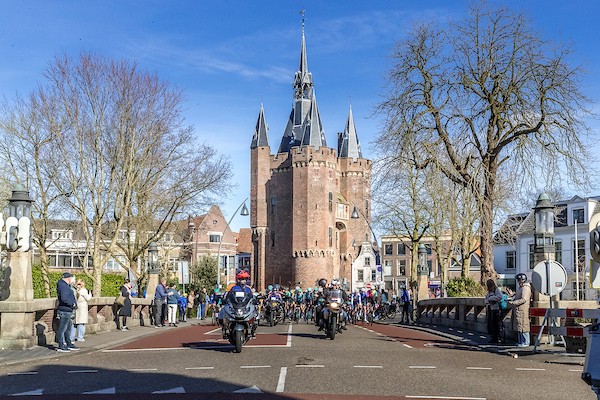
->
xmin=250 ymin=22 xmax=372 ymax=292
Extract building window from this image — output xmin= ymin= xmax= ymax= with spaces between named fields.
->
xmin=209 ymin=234 xmax=221 ymax=243
xmin=528 ymin=244 xmax=535 ymax=269
xmin=573 ymin=239 xmax=585 ymax=272
xmin=506 ymin=251 xmax=516 ymax=269
xmin=51 ymin=230 xmax=73 ymax=240
xmin=384 ymin=260 xmax=392 ymax=276
xmin=398 ymin=260 xmax=406 ymax=275
xmin=425 ymin=243 xmax=432 ymax=255
xmin=328 ymin=227 xmax=333 ymax=247
xmin=271 ymin=231 xmax=275 ymax=247
xmin=365 ymin=200 xmax=369 ymax=218
xmin=384 ymin=244 xmax=393 ymax=255
xmin=163 ymin=233 xmax=172 ymax=242
xmin=364 ymin=257 xmax=371 ymax=266
xmin=573 ymin=208 xmax=584 ymax=224
xmin=371 ymin=269 xmax=377 ymax=281
xmin=270 ymin=197 xmax=277 ymax=215
xmin=555 ymin=241 xmax=562 ymax=264
xmin=357 ymin=270 xmax=364 ymax=282
xmin=328 ymin=192 xmax=333 ymax=212
xmin=397 ymin=243 xmax=406 ymax=255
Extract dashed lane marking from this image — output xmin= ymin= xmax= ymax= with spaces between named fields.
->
xmin=353 ymin=365 xmax=383 ymax=368
xmin=67 ymin=370 xmax=98 ymax=374
xmin=467 ymin=367 xmax=492 ymax=370
xmin=185 ymin=367 xmax=215 ymax=370
xmin=406 ymin=396 xmax=486 ymax=400
xmin=402 ymin=344 xmax=413 ymax=349
xmin=409 ymin=366 xmax=437 ymax=369
xmin=240 ymin=365 xmax=271 ymax=369
xmin=126 ymin=368 xmax=157 ymax=372
xmin=287 ymin=324 xmax=293 ymax=347
xmin=516 ymin=368 xmax=545 ymax=371
xmin=569 ymin=369 xmax=583 ymax=372
xmin=276 ymin=367 xmax=287 ymax=393
xmin=295 ymin=365 xmax=325 ymax=368
xmin=7 ymin=372 xmax=38 ymax=376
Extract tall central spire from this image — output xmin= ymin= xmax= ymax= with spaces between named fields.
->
xmin=277 ymin=14 xmax=326 ymax=153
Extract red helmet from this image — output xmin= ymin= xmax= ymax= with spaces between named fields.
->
xmin=236 ymin=270 xmax=250 ymax=280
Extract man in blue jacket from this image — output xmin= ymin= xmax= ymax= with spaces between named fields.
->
xmin=56 ymin=272 xmax=80 ymax=352
xmin=154 ymin=278 xmax=168 ymax=327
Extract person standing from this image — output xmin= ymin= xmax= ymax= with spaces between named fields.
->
xmin=187 ymin=290 xmax=195 ymax=320
xmin=198 ymin=288 xmax=208 ymax=320
xmin=56 ymin=272 xmax=80 ymax=352
xmin=154 ymin=278 xmax=168 ymax=327
xmin=117 ymin=279 xmax=132 ymax=331
xmin=509 ymin=273 xmax=532 ymax=347
xmin=401 ymin=288 xmax=412 ymax=324
xmin=71 ymin=279 xmax=92 ymax=342
xmin=167 ymin=284 xmax=179 ymax=327
xmin=484 ymin=279 xmax=503 ymax=344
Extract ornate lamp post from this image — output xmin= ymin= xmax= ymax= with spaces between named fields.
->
xmin=144 ymin=241 xmax=159 ymax=299
xmin=415 ymin=243 xmax=428 ymax=317
xmin=216 ymin=200 xmax=249 ymax=289
xmin=533 ymin=193 xmax=555 ymax=263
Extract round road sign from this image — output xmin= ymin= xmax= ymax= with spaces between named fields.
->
xmin=531 ymin=260 xmax=567 ymax=296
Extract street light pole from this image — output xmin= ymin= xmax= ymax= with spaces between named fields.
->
xmin=216 ymin=199 xmax=249 ymax=289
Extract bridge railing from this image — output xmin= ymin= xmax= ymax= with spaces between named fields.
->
xmin=0 ymin=297 xmax=152 ymax=347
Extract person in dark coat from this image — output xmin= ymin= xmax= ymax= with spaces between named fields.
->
xmin=117 ymin=279 xmax=133 ymax=331
xmin=56 ymin=272 xmax=80 ymax=352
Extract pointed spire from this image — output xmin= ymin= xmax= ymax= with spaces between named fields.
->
xmin=300 ymin=92 xmax=326 ymax=149
xmin=250 ymin=103 xmax=269 ymax=149
xmin=338 ymin=105 xmax=362 ymax=159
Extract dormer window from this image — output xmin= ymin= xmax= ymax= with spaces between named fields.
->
xmin=572 ymin=208 xmax=584 ymax=224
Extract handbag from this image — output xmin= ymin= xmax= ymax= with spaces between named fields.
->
xmin=115 ymin=293 xmax=125 ymax=307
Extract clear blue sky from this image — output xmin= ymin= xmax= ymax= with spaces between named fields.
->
xmin=1 ymin=1 xmax=599 ymax=231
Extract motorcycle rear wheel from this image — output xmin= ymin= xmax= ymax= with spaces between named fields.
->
xmin=234 ymin=329 xmax=243 ymax=353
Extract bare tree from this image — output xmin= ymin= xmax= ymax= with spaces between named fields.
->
xmin=377 ymin=3 xmax=594 ymax=283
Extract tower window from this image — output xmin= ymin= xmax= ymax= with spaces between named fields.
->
xmin=271 ymin=231 xmax=275 ymax=247
xmin=270 ymin=197 xmax=277 ymax=215
xmin=329 ymin=227 xmax=333 ymax=247
xmin=328 ymin=192 xmax=333 ymax=212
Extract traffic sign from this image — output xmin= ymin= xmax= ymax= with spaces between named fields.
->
xmin=376 ymin=277 xmax=382 ymax=282
xmin=377 ymin=266 xmax=382 ymax=272
xmin=531 ymin=260 xmax=567 ymax=296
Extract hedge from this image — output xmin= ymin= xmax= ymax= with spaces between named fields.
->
xmin=446 ymin=276 xmax=486 ymax=297
xmin=32 ymin=265 xmax=126 ymax=299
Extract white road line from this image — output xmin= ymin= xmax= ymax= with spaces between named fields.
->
xmin=515 ymin=368 xmax=545 ymax=371
xmin=403 ymin=343 xmax=413 ymax=349
xmin=7 ymin=372 xmax=38 ymax=376
xmin=295 ymin=365 xmax=325 ymax=368
xmin=353 ymin=365 xmax=383 ymax=368
xmin=287 ymin=324 xmax=293 ymax=347
xmin=406 ymin=396 xmax=486 ymax=400
xmin=276 ymin=367 xmax=287 ymax=393
xmin=409 ymin=366 xmax=437 ymax=369
xmin=204 ymin=328 xmax=221 ymax=334
xmin=127 ymin=368 xmax=157 ymax=372
xmin=467 ymin=367 xmax=492 ymax=370
xmin=102 ymin=347 xmax=188 ymax=352
xmin=185 ymin=367 xmax=215 ymax=370
xmin=67 ymin=370 xmax=98 ymax=374
xmin=569 ymin=369 xmax=583 ymax=372
xmin=241 ymin=365 xmax=271 ymax=369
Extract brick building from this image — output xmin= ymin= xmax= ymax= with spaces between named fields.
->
xmin=250 ymin=24 xmax=372 ymax=291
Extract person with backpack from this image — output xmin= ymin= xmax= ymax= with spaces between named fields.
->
xmin=484 ymin=279 xmax=503 ymax=344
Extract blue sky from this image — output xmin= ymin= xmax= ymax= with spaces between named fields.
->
xmin=1 ymin=1 xmax=599 ymax=231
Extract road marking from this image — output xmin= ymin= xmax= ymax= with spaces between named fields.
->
xmin=185 ymin=367 xmax=215 ymax=370
xmin=467 ymin=332 xmax=474 ymax=336
xmin=409 ymin=366 xmax=437 ymax=369
xmin=103 ymin=347 xmax=188 ymax=352
xmin=353 ymin=365 xmax=383 ymax=368
xmin=152 ymin=387 xmax=186 ymax=394
xmin=234 ymin=386 xmax=263 ymax=393
xmin=406 ymin=396 xmax=486 ymax=400
xmin=295 ymin=365 xmax=324 ymax=368
xmin=127 ymin=368 xmax=157 ymax=372
xmin=276 ymin=367 xmax=287 ymax=392
xmin=67 ymin=370 xmax=98 ymax=374
xmin=403 ymin=344 xmax=413 ymax=349
xmin=515 ymin=368 xmax=545 ymax=371
xmin=7 ymin=372 xmax=38 ymax=376
xmin=467 ymin=367 xmax=493 ymax=370
xmin=241 ymin=365 xmax=271 ymax=369
xmin=479 ymin=336 xmax=487 ymax=339
xmin=10 ymin=389 xmax=43 ymax=396
xmin=83 ymin=387 xmax=116 ymax=394
xmin=287 ymin=324 xmax=293 ymax=347
xmin=569 ymin=369 xmax=583 ymax=372
xmin=205 ymin=328 xmax=221 ymax=334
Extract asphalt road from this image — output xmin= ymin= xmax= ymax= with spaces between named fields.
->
xmin=0 ymin=321 xmax=594 ymax=400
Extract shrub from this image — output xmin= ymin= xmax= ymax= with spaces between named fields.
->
xmin=446 ymin=276 xmax=485 ymax=297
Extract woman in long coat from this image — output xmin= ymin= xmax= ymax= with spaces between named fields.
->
xmin=72 ymin=279 xmax=92 ymax=341
xmin=117 ymin=279 xmax=132 ymax=331
xmin=509 ymin=273 xmax=532 ymax=347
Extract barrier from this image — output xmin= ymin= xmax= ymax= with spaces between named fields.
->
xmin=530 ymin=307 xmax=599 ymax=337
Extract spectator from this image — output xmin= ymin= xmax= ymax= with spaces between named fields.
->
xmin=187 ymin=290 xmax=195 ymax=320
xmin=117 ymin=279 xmax=132 ymax=331
xmin=153 ymin=278 xmax=168 ymax=328
xmin=509 ymin=273 xmax=532 ymax=347
xmin=178 ymin=291 xmax=187 ymax=322
xmin=56 ymin=272 xmax=79 ymax=352
xmin=167 ymin=284 xmax=179 ymax=327
xmin=71 ymin=279 xmax=92 ymax=342
xmin=484 ymin=279 xmax=503 ymax=344
xmin=198 ymin=288 xmax=208 ymax=320
xmin=401 ymin=288 xmax=412 ymax=324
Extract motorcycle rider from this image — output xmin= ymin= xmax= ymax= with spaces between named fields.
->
xmin=327 ymin=279 xmax=349 ymax=330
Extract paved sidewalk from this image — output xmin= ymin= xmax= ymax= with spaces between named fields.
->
xmin=375 ymin=316 xmax=586 ymax=366
xmin=0 ymin=319 xmax=215 ymax=367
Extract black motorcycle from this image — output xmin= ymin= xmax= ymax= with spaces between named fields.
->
xmin=322 ymin=289 xmax=344 ymax=340
xmin=264 ymin=294 xmax=284 ymax=327
xmin=220 ymin=290 xmax=258 ymax=353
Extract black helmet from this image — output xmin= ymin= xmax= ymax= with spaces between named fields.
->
xmin=516 ymin=273 xmax=527 ymax=283
xmin=318 ymin=278 xmax=327 ymax=288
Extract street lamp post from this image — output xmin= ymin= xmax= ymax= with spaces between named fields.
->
xmin=533 ymin=192 xmax=555 ymax=343
xmin=416 ymin=243 xmax=427 ymax=319
xmin=216 ymin=199 xmax=249 ymax=289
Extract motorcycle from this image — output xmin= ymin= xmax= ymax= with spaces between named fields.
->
xmin=264 ymin=294 xmax=284 ymax=327
xmin=220 ymin=290 xmax=258 ymax=353
xmin=322 ymin=289 xmax=344 ymax=340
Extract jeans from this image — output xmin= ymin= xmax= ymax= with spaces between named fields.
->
xmin=70 ymin=324 xmax=85 ymax=341
xmin=518 ymin=332 xmax=530 ymax=346
xmin=200 ymin=302 xmax=206 ymax=320
xmin=57 ymin=310 xmax=74 ymax=349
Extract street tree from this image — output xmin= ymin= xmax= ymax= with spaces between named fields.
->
xmin=190 ymin=255 xmax=217 ymax=291
xmin=377 ymin=3 xmax=593 ymax=283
